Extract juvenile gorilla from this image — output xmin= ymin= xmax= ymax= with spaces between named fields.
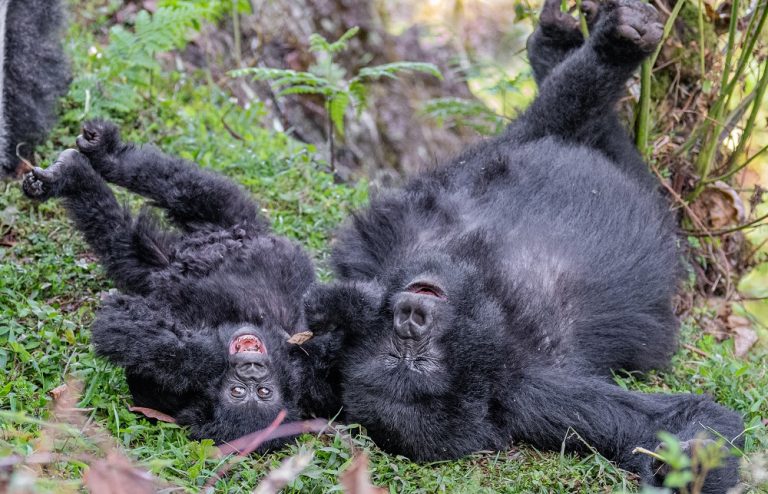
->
xmin=306 ymin=0 xmax=744 ymax=491
xmin=23 ymin=123 xmax=339 ymax=446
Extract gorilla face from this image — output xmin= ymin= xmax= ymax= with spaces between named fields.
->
xmin=183 ymin=323 xmax=303 ymax=446
xmin=320 ymin=255 xmax=510 ymax=459
xmin=223 ymin=329 xmax=281 ymax=409
xmin=114 ymin=313 xmax=307 ymax=448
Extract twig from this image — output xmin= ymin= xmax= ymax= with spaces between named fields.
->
xmin=221 ymin=105 xmax=244 ymax=141
xmin=683 ymin=343 xmax=711 ymax=359
xmin=683 ymin=210 xmax=768 ymax=237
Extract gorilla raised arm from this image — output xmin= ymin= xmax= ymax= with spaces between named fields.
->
xmin=306 ymin=0 xmax=744 ymax=491
xmin=22 ymin=122 xmax=340 ymax=447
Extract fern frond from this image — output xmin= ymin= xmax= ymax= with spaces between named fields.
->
xmin=278 ymin=85 xmax=332 ymax=97
xmin=328 ymin=92 xmax=350 ymax=137
xmin=354 ymin=62 xmax=442 ymax=83
xmin=349 ymin=80 xmax=368 ymax=115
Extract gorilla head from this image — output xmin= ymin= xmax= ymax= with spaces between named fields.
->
xmin=307 ymin=238 xmax=516 ymax=459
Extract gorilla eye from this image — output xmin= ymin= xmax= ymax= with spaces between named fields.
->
xmin=230 ymin=386 xmax=246 ymax=398
xmin=257 ymin=387 xmax=271 ymax=398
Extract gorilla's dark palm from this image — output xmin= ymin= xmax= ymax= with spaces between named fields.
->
xmin=23 ymin=122 xmax=340 ymax=447
xmin=306 ymin=0 xmax=744 ymax=491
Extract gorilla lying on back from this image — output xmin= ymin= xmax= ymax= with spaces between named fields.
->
xmin=22 ymin=122 xmax=339 ymax=447
xmin=306 ymin=0 xmax=744 ymax=491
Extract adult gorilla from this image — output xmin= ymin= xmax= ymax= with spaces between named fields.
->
xmin=306 ymin=0 xmax=744 ymax=491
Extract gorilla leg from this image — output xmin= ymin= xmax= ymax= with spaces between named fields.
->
xmin=22 ymin=150 xmax=173 ymax=293
xmin=506 ymin=367 xmax=744 ymax=493
xmin=520 ymin=0 xmax=659 ymax=186
xmin=75 ymin=120 xmax=268 ymax=234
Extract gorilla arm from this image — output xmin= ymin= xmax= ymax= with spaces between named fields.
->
xmin=91 ymin=294 xmax=225 ymax=395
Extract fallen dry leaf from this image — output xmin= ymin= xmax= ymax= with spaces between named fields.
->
xmin=253 ymin=451 xmax=313 ymax=494
xmin=83 ymin=451 xmax=155 ymax=494
xmin=48 ymin=383 xmax=68 ymax=401
xmin=726 ymin=314 xmax=751 ymax=328
xmin=128 ymin=406 xmax=177 ymax=423
xmin=733 ymin=327 xmax=758 ymax=358
xmin=689 ymin=181 xmax=745 ymax=229
xmin=340 ymin=454 xmax=386 ymax=494
xmin=287 ymin=331 xmax=314 ymax=345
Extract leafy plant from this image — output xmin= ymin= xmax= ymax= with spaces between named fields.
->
xmin=62 ymin=1 xmax=225 ymax=125
xmin=422 ymin=97 xmax=507 ymax=135
xmin=634 ymin=0 xmax=768 ymax=203
xmin=230 ymin=27 xmax=443 ymax=171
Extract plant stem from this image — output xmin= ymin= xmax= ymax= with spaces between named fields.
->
xmin=725 ymin=58 xmax=768 ymax=170
xmin=232 ymin=0 xmax=242 ymax=67
xmin=649 ymin=0 xmax=685 ymax=68
xmin=574 ymin=0 xmax=590 ymax=37
xmin=696 ymin=0 xmax=706 ymax=77
xmin=690 ymin=0 xmax=768 ymax=199
xmin=327 ymin=104 xmax=336 ymax=173
xmin=636 ymin=60 xmax=652 ymax=158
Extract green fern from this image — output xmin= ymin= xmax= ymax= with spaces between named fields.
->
xmin=231 ymin=27 xmax=442 ymax=170
xmin=63 ymin=1 xmax=224 ymax=124
xmin=422 ymin=97 xmax=508 ymax=136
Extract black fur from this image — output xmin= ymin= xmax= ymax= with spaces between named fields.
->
xmin=1 ymin=0 xmax=70 ymax=173
xmin=306 ymin=0 xmax=744 ymax=491
xmin=22 ymin=123 xmax=339 ymax=447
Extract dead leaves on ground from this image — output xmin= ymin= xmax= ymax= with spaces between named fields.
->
xmin=700 ymin=297 xmax=759 ymax=358
xmin=340 ymin=454 xmax=387 ymax=494
xmin=128 ymin=406 xmax=177 ymax=424
xmin=1 ymin=379 xmax=384 ymax=493
xmin=0 ymin=380 xmax=160 ymax=494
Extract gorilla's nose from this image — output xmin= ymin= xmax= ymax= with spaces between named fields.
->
xmin=235 ymin=362 xmax=269 ymax=380
xmin=393 ymin=295 xmax=432 ymax=340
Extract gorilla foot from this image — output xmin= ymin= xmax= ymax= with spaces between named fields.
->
xmin=76 ymin=120 xmax=121 ymax=159
xmin=22 ymin=149 xmax=88 ymax=201
xmin=593 ymin=0 xmax=663 ymax=63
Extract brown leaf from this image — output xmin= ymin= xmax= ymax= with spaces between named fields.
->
xmin=128 ymin=406 xmax=177 ymax=423
xmin=287 ymin=331 xmax=314 ymax=345
xmin=733 ymin=327 xmax=758 ymax=358
xmin=252 ymin=451 xmax=313 ymax=494
xmin=689 ymin=181 xmax=745 ymax=230
xmin=48 ymin=383 xmax=68 ymax=401
xmin=340 ymin=454 xmax=386 ymax=494
xmin=726 ymin=314 xmax=750 ymax=329
xmin=83 ymin=451 xmax=155 ymax=494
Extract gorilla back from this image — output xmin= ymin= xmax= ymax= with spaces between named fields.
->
xmin=306 ymin=0 xmax=744 ymax=491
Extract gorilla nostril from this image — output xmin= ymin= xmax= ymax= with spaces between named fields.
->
xmin=410 ymin=308 xmax=426 ymax=327
xmin=396 ymin=307 xmax=411 ymax=326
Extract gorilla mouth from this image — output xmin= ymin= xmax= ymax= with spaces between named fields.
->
xmin=229 ymin=334 xmax=266 ymax=355
xmin=406 ymin=282 xmax=445 ymax=299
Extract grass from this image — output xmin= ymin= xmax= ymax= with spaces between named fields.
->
xmin=1 ymin=1 xmax=767 ymax=492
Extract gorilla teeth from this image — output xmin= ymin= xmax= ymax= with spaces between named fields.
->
xmin=230 ymin=334 xmax=265 ymax=354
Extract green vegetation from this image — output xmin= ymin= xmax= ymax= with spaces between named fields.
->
xmin=0 ymin=1 xmax=766 ymax=492
xmin=231 ymin=27 xmax=442 ymax=171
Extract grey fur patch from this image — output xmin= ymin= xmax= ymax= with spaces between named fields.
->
xmin=0 ymin=0 xmax=10 ymax=165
